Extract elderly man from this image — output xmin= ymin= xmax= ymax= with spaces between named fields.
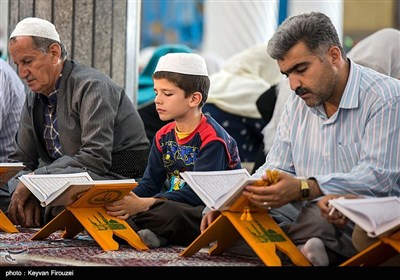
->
xmin=0 ymin=17 xmax=150 ymax=228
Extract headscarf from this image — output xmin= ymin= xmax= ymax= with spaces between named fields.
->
xmin=207 ymin=43 xmax=284 ymax=119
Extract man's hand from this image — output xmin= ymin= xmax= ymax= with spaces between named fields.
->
xmin=200 ymin=210 xmax=221 ymax=232
xmin=317 ymin=194 xmax=359 ymax=227
xmin=7 ymin=182 xmax=42 ymax=227
xmin=243 ymin=171 xmax=301 ymax=209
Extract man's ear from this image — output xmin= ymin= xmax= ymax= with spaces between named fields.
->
xmin=189 ymin=91 xmax=203 ymax=107
xmin=328 ymin=46 xmax=341 ymax=65
xmin=48 ymin=43 xmax=62 ymax=63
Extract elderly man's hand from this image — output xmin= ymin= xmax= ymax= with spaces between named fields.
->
xmin=7 ymin=182 xmax=42 ymax=227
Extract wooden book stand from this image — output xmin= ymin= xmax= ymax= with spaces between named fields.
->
xmin=0 ymin=209 xmax=19 ymax=233
xmin=340 ymin=229 xmax=400 ymax=266
xmin=180 ymin=195 xmax=311 ymax=266
xmin=30 ymin=182 xmax=148 ymax=251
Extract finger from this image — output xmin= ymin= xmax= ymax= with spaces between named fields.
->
xmin=105 ymin=203 xmax=123 ymax=211
xmin=107 ymin=209 xmax=126 ymax=217
xmin=247 ymin=192 xmax=262 ymax=206
xmin=34 ymin=204 xmax=42 ymax=227
xmin=245 ymin=185 xmax=268 ymax=194
xmin=246 ymin=191 xmax=271 ymax=208
xmin=201 ymin=212 xmax=218 ymax=232
xmin=104 ymin=204 xmax=112 ymax=211
xmin=320 ymin=200 xmax=330 ymax=210
xmin=106 ymin=210 xmax=118 ymax=216
xmin=200 ymin=220 xmax=207 ymax=233
xmin=333 ymin=218 xmax=347 ymax=228
xmin=17 ymin=204 xmax=26 ymax=227
xmin=332 ymin=211 xmax=344 ymax=220
xmin=202 ymin=215 xmax=214 ymax=231
xmin=24 ymin=210 xmax=34 ymax=228
xmin=105 ymin=200 xmax=119 ymax=207
xmin=320 ymin=205 xmax=331 ymax=216
xmin=116 ymin=213 xmax=129 ymax=220
xmin=7 ymin=204 xmax=19 ymax=225
xmin=262 ymin=201 xmax=272 ymax=211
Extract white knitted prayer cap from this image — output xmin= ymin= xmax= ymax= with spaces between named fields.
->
xmin=155 ymin=53 xmax=209 ymax=76
xmin=10 ymin=17 xmax=60 ymax=42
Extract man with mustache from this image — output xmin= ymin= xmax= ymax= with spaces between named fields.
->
xmin=201 ymin=12 xmax=400 ymax=266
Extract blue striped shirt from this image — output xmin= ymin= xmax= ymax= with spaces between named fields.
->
xmin=254 ymin=59 xmax=400 ymax=197
xmin=0 ymin=59 xmax=25 ymax=162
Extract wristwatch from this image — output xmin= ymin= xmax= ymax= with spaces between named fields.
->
xmin=300 ymin=179 xmax=310 ymax=201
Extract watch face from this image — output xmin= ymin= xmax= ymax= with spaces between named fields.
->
xmin=300 ymin=180 xmax=310 ymax=200
xmin=302 ymin=188 xmax=310 ymax=199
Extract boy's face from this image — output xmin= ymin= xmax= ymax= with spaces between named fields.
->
xmin=153 ymin=78 xmax=194 ymax=122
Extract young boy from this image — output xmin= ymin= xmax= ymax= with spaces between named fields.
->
xmin=105 ymin=53 xmax=241 ymax=248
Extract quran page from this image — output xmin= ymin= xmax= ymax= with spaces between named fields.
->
xmin=19 ymin=172 xmax=93 ymax=206
xmin=181 ymin=169 xmax=262 ymax=210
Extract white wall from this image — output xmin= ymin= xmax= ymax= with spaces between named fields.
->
xmin=288 ymin=0 xmax=344 ymax=42
xmin=201 ymin=0 xmax=344 ymax=61
xmin=202 ymin=0 xmax=279 ymax=60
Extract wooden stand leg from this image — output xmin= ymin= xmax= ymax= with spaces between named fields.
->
xmin=225 ymin=211 xmax=310 ymax=266
xmin=113 ymin=228 xmax=149 ymax=251
xmin=0 ymin=210 xmax=19 ymax=233
xmin=30 ymin=182 xmax=147 ymax=251
xmin=340 ymin=241 xmax=397 ymax=266
xmin=340 ymin=230 xmax=400 ymax=266
xmin=382 ymin=231 xmax=400 ymax=252
xmin=181 ymin=209 xmax=311 ymax=266
xmin=180 ymin=214 xmax=241 ymax=257
xmin=70 ymin=207 xmax=148 ymax=251
xmin=30 ymin=210 xmax=81 ymax=240
xmin=31 ymin=207 xmax=148 ymax=251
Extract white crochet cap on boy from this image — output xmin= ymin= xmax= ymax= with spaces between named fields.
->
xmin=154 ymin=53 xmax=209 ymax=76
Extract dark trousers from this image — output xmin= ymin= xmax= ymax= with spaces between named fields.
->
xmin=0 ymin=185 xmax=10 ymax=212
xmin=126 ymin=200 xmax=205 ymax=247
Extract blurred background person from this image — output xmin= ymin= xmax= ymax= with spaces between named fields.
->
xmin=253 ymin=78 xmax=291 ymax=173
xmin=347 ymin=27 xmax=400 ymax=80
xmin=203 ymin=43 xmax=284 ymax=164
xmin=0 ymin=59 xmax=26 ymax=162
